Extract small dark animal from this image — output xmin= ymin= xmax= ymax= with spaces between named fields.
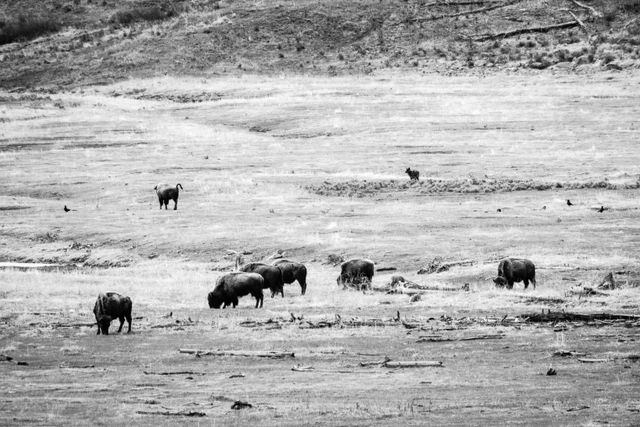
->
xmin=405 ymin=168 xmax=420 ymax=181
xmin=493 ymin=258 xmax=536 ymax=290
xmin=337 ymin=258 xmax=375 ymax=290
xmin=154 ymin=183 xmax=183 ymax=210
xmin=93 ymin=292 xmax=132 ymax=335
xmin=598 ymin=205 xmax=605 ymax=213
xmin=566 ymin=199 xmax=573 ymax=206
xmin=497 ymin=208 xmax=502 ymax=212
xmin=542 ymin=206 xmax=546 ymax=210
xmin=240 ymin=262 xmax=285 ymax=297
xmin=208 ymin=272 xmax=264 ymax=308
xmin=64 ymin=205 xmax=70 ymax=212
xmin=272 ymin=259 xmax=308 ymax=295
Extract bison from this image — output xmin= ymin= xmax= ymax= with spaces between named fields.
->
xmin=272 ymin=259 xmax=308 ymax=295
xmin=93 ymin=292 xmax=132 ymax=335
xmin=337 ymin=258 xmax=375 ymax=290
xmin=154 ymin=183 xmax=183 ymax=210
xmin=405 ymin=168 xmax=420 ymax=181
xmin=493 ymin=258 xmax=536 ymax=290
xmin=240 ymin=262 xmax=285 ymax=298
xmin=208 ymin=272 xmax=264 ymax=308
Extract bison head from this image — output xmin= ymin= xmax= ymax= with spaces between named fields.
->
xmin=493 ymin=277 xmax=508 ymax=288
xmin=97 ymin=315 xmax=112 ymax=335
xmin=207 ymin=291 xmax=222 ymax=309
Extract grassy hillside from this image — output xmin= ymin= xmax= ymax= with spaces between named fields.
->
xmin=1 ymin=0 xmax=640 ymax=88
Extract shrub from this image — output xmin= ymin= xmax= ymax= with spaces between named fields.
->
xmin=0 ymin=15 xmax=61 ymax=45
xmin=109 ymin=4 xmax=178 ymax=26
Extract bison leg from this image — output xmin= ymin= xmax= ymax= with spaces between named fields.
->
xmin=173 ymin=198 xmax=178 ymax=210
xmin=96 ymin=322 xmax=101 ymax=335
xmin=158 ymin=198 xmax=163 ymax=209
xmin=531 ymin=277 xmax=537 ymax=290
xmin=126 ymin=313 xmax=132 ymax=333
xmin=523 ymin=279 xmax=529 ymax=289
xmin=507 ymin=280 xmax=514 ymax=290
xmin=117 ymin=316 xmax=125 ymax=333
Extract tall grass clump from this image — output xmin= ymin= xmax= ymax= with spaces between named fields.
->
xmin=0 ymin=15 xmax=61 ymax=45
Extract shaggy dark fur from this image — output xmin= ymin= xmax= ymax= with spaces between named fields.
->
xmin=273 ymin=259 xmax=308 ymax=295
xmin=208 ymin=272 xmax=264 ymax=308
xmin=337 ymin=258 xmax=375 ymax=290
xmin=93 ymin=292 xmax=132 ymax=335
xmin=240 ymin=262 xmax=285 ymax=298
xmin=154 ymin=183 xmax=183 ymax=210
xmin=493 ymin=258 xmax=536 ymax=290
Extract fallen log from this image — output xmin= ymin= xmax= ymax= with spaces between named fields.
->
xmin=423 ymin=0 xmax=507 ymax=5
xmin=416 ymin=334 xmax=504 ymax=343
xmin=553 ymin=350 xmax=586 ymax=357
xmin=521 ymin=311 xmax=640 ymax=323
xmin=383 ymin=360 xmax=443 ymax=368
xmin=418 ymin=258 xmax=477 ymax=274
xmin=568 ymin=287 xmax=609 ymax=297
xmin=566 ymin=10 xmax=589 ymax=35
xmin=291 ymin=365 xmax=362 ymax=374
xmin=409 ymin=0 xmax=521 ymax=23
xmin=47 ymin=322 xmax=96 ymax=328
xmin=143 ymin=371 xmax=205 ymax=376
xmin=179 ymin=349 xmax=294 ymax=358
xmin=136 ymin=410 xmax=206 ymax=417
xmin=577 ymin=358 xmax=609 ymax=363
xmin=569 ymin=0 xmax=602 ymax=18
xmin=360 ymin=357 xmax=391 ymax=367
xmin=474 ymin=21 xmax=579 ymax=42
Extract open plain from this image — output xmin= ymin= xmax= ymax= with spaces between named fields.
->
xmin=1 ymin=71 xmax=640 ymax=425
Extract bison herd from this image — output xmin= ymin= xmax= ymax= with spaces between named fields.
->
xmin=93 ymin=256 xmax=536 ymax=335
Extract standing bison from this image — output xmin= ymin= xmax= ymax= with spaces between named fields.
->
xmin=240 ymin=262 xmax=285 ymax=297
xmin=272 ymin=259 xmax=308 ymax=295
xmin=93 ymin=292 xmax=132 ymax=335
xmin=208 ymin=272 xmax=264 ymax=308
xmin=337 ymin=258 xmax=375 ymax=290
xmin=493 ymin=258 xmax=536 ymax=290
xmin=154 ymin=183 xmax=183 ymax=210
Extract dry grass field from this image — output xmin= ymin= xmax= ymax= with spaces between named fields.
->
xmin=1 ymin=71 xmax=640 ymax=425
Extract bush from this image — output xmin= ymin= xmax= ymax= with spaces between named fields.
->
xmin=109 ymin=4 xmax=177 ymax=26
xmin=0 ymin=15 xmax=61 ymax=45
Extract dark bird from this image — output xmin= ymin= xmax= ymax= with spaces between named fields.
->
xmin=542 ymin=205 xmax=547 ymax=210
xmin=598 ymin=206 xmax=605 ymax=213
xmin=64 ymin=205 xmax=70 ymax=212
xmin=566 ymin=199 xmax=573 ymax=206
xmin=497 ymin=208 xmax=502 ymax=212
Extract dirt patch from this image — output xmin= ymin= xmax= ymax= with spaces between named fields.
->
xmin=306 ymin=177 xmax=640 ymax=198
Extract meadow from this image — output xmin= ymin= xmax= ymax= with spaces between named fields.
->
xmin=1 ymin=71 xmax=640 ymax=425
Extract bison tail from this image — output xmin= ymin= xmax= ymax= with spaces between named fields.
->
xmin=176 ymin=183 xmax=183 ymax=191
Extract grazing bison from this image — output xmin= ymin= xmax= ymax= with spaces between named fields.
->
xmin=493 ymin=258 xmax=536 ymax=290
xmin=208 ymin=272 xmax=264 ymax=308
xmin=93 ymin=292 xmax=132 ymax=335
xmin=272 ymin=259 xmax=308 ymax=295
xmin=337 ymin=258 xmax=375 ymax=290
xmin=405 ymin=168 xmax=420 ymax=181
xmin=154 ymin=183 xmax=183 ymax=210
xmin=240 ymin=262 xmax=285 ymax=298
